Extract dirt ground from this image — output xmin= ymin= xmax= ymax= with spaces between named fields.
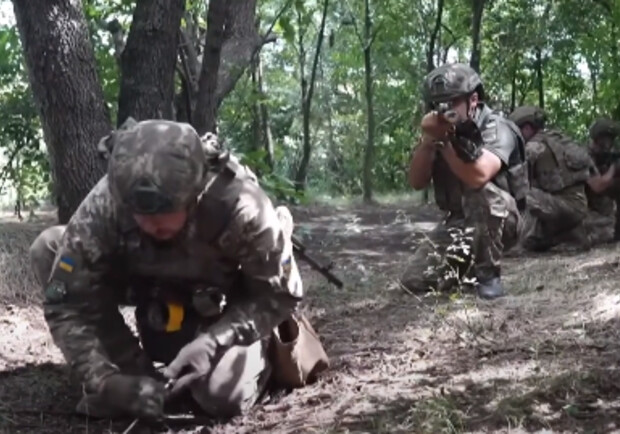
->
xmin=2 ymin=203 xmax=620 ymax=433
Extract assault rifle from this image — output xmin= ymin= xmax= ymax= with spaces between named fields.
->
xmin=592 ymin=151 xmax=620 ymax=170
xmin=292 ymin=235 xmax=343 ymax=288
xmin=433 ymin=102 xmax=484 ymax=162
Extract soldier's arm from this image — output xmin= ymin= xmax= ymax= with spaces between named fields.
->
xmin=588 ymin=165 xmax=615 ymax=193
xmin=408 ymin=136 xmax=437 ymax=190
xmin=42 ymin=178 xmax=125 ymax=393
xmin=440 ymin=119 xmax=514 ymax=189
xmin=208 ymin=181 xmax=302 ymax=349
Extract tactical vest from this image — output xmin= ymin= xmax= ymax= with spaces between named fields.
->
xmin=432 ymin=105 xmax=528 ymax=212
xmin=116 ymin=152 xmax=258 ymax=363
xmin=529 ymin=129 xmax=592 ymax=194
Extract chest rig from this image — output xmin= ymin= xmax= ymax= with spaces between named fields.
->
xmin=115 ymin=153 xmax=254 ymax=362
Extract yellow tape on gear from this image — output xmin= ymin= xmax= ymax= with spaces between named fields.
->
xmin=165 ymin=303 xmax=184 ymax=332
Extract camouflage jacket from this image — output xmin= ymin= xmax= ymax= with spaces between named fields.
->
xmin=43 ymin=158 xmax=302 ymax=394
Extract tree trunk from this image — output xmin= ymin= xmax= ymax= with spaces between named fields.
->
xmin=12 ymin=0 xmax=110 ymax=223
xmin=510 ymin=57 xmax=517 ymax=112
xmin=422 ymin=0 xmax=445 ymax=204
xmin=215 ymin=0 xmax=263 ymax=106
xmin=294 ymin=0 xmax=330 ymax=191
xmin=535 ymin=46 xmax=544 ymax=109
xmin=117 ymin=0 xmax=185 ymax=126
xmin=362 ymin=0 xmax=376 ymax=203
xmin=469 ymin=0 xmax=485 ymax=73
xmin=256 ymin=54 xmax=275 ymax=169
xmin=192 ymin=0 xmax=228 ymax=135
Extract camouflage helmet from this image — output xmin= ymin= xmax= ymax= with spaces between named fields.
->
xmin=423 ymin=63 xmax=485 ymax=103
xmin=589 ymin=118 xmax=620 ymax=140
xmin=508 ymin=105 xmax=546 ymax=129
xmin=105 ymin=119 xmax=207 ymax=214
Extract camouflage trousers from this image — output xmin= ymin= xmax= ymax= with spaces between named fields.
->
xmin=400 ymin=182 xmax=521 ymax=292
xmin=29 ymin=225 xmax=271 ymax=419
xmin=520 ymin=187 xmax=589 ymax=251
xmin=582 ymin=209 xmax=616 ymax=246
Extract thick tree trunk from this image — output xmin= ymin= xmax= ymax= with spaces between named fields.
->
xmin=12 ymin=0 xmax=110 ymax=223
xmin=295 ymin=0 xmax=330 ymax=191
xmin=469 ymin=0 xmax=485 ymax=73
xmin=216 ymin=0 xmax=263 ymax=106
xmin=192 ymin=0 xmax=228 ymax=135
xmin=362 ymin=0 xmax=376 ymax=203
xmin=117 ymin=0 xmax=185 ymax=126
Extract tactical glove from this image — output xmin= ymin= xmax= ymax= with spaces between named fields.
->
xmin=163 ymin=332 xmax=221 ymax=396
xmin=449 ymin=119 xmax=484 ymax=162
xmin=99 ymin=374 xmax=166 ymax=420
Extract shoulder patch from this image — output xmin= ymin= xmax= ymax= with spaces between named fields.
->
xmin=525 ymin=140 xmax=547 ymax=161
xmin=481 ymin=120 xmax=497 ymax=143
xmin=58 ymin=256 xmax=75 ymax=273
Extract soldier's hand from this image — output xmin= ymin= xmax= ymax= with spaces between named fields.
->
xmin=99 ymin=374 xmax=166 ymax=420
xmin=162 ymin=333 xmax=220 ymax=396
xmin=421 ymin=111 xmax=453 ymax=140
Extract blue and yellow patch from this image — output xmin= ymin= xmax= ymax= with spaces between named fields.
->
xmin=58 ymin=256 xmax=75 ymax=273
xmin=282 ymin=257 xmax=292 ymax=275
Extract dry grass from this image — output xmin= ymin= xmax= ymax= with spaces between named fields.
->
xmin=2 ymin=203 xmax=620 ymax=433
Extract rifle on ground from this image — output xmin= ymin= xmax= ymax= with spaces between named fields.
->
xmin=292 ymin=235 xmax=343 ymax=288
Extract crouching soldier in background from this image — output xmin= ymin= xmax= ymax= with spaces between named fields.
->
xmin=585 ymin=118 xmax=620 ymax=244
xmin=508 ymin=106 xmax=596 ymax=251
xmin=29 ymin=119 xmax=328 ymax=421
xmin=400 ymin=63 xmax=527 ymax=300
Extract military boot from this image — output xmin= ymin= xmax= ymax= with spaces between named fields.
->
xmin=476 ymin=276 xmax=505 ymax=300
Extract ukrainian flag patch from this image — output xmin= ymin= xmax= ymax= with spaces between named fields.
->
xmin=282 ymin=257 xmax=292 ymax=275
xmin=58 ymin=256 xmax=75 ymax=273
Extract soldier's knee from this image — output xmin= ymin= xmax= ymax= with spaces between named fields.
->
xmin=29 ymin=225 xmax=65 ymax=285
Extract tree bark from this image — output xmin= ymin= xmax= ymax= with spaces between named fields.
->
xmin=12 ymin=0 xmax=110 ymax=223
xmin=295 ymin=0 xmax=330 ymax=191
xmin=469 ymin=0 xmax=485 ymax=73
xmin=117 ymin=0 xmax=185 ymax=126
xmin=192 ymin=0 xmax=228 ymax=135
xmin=215 ymin=0 xmax=263 ymax=106
xmin=362 ymin=0 xmax=376 ymax=203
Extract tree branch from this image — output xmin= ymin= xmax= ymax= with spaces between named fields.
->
xmin=305 ymin=0 xmax=330 ymax=109
xmin=261 ymin=0 xmax=294 ymax=42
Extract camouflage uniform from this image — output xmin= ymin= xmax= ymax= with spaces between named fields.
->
xmin=401 ymin=63 xmax=527 ymax=298
xmin=508 ymin=106 xmax=595 ymax=251
xmin=29 ymin=120 xmax=303 ymax=419
xmin=585 ymin=118 xmax=620 ymax=244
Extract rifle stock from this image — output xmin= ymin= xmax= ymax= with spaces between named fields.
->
xmin=291 ymin=235 xmax=343 ymax=288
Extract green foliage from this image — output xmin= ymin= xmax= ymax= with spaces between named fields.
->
xmin=0 ymin=20 xmax=48 ymax=210
xmin=4 ymin=0 xmax=620 ymax=206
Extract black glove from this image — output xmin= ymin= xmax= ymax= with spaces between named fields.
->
xmin=162 ymin=332 xmax=221 ymax=396
xmin=450 ymin=119 xmax=484 ymax=162
xmin=99 ymin=374 xmax=166 ymax=420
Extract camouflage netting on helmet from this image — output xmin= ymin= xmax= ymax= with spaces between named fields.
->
xmin=509 ymin=105 xmax=546 ymax=129
xmin=106 ymin=120 xmax=207 ymax=213
xmin=589 ymin=118 xmax=620 ymax=140
xmin=423 ymin=63 xmax=484 ymax=103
